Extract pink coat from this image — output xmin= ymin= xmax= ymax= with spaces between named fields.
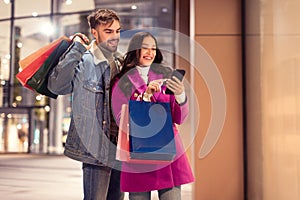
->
xmin=111 ymin=67 xmax=194 ymax=192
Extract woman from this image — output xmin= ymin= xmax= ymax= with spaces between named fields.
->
xmin=111 ymin=31 xmax=194 ymax=200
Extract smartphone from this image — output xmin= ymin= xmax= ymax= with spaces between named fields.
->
xmin=165 ymin=69 xmax=186 ymax=94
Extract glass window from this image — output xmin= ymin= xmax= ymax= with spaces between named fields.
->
xmin=95 ymin=0 xmax=174 ymax=28
xmin=0 ymin=0 xmax=11 ymax=19
xmin=0 ymin=113 xmax=29 ymax=153
xmin=14 ymin=17 xmax=53 ymax=107
xmin=53 ymin=14 xmax=90 ymax=38
xmin=0 ymin=21 xmax=11 ymax=107
xmin=55 ymin=0 xmax=94 ymax=13
xmin=0 ymin=21 xmax=10 ymax=81
xmin=15 ymin=0 xmax=51 ymax=17
xmin=15 ymin=17 xmax=53 ymax=60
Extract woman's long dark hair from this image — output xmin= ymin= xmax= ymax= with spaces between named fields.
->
xmin=123 ymin=32 xmax=163 ymax=69
xmin=112 ymin=31 xmax=172 ymax=97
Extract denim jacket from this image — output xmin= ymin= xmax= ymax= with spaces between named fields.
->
xmin=48 ymin=41 xmax=122 ymax=167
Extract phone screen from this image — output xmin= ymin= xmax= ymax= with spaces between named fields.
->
xmin=165 ymin=69 xmax=186 ymax=94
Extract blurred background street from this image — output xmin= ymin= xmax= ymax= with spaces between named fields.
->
xmin=0 ymin=154 xmax=192 ymax=200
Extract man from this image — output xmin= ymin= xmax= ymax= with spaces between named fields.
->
xmin=48 ymin=9 xmax=124 ymax=200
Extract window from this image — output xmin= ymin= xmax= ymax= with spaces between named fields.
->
xmin=15 ymin=0 xmax=51 ymax=17
xmin=0 ymin=0 xmax=11 ymax=19
xmin=55 ymin=0 xmax=94 ymax=13
xmin=0 ymin=21 xmax=11 ymax=107
xmin=14 ymin=17 xmax=53 ymax=107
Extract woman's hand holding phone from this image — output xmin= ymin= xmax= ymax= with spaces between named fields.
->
xmin=165 ymin=69 xmax=186 ymax=95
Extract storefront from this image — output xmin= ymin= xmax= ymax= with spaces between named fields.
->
xmin=0 ymin=0 xmax=176 ymax=153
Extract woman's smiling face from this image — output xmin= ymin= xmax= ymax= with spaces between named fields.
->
xmin=138 ymin=36 xmax=157 ymax=66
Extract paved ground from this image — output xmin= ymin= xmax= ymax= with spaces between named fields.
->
xmin=0 ymin=154 xmax=83 ymax=200
xmin=0 ymin=154 xmax=192 ymax=200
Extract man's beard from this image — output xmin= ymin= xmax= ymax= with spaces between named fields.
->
xmin=97 ymin=37 xmax=119 ymax=53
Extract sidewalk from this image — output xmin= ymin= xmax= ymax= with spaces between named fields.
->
xmin=0 ymin=154 xmax=192 ymax=200
xmin=0 ymin=154 xmax=83 ymax=200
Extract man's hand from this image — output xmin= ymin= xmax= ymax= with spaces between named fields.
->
xmin=70 ymin=33 xmax=91 ymax=49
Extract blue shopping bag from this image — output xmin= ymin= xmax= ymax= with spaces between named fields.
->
xmin=128 ymin=100 xmax=176 ymax=161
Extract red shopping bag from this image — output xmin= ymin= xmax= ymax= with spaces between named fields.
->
xmin=16 ymin=36 xmax=70 ymax=90
xmin=116 ymin=104 xmax=171 ymax=164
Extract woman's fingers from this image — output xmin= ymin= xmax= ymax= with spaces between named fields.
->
xmin=146 ymin=80 xmax=164 ymax=94
xmin=146 ymin=78 xmax=185 ymax=95
xmin=166 ymin=76 xmax=184 ymax=95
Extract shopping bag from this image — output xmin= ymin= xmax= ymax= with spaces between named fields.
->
xmin=16 ymin=36 xmax=69 ymax=87
xmin=19 ymin=36 xmax=69 ymax=70
xmin=116 ymin=104 xmax=130 ymax=161
xmin=116 ymin=104 xmax=171 ymax=164
xmin=16 ymin=36 xmax=71 ymax=98
xmin=128 ymin=100 xmax=176 ymax=161
xmin=26 ymin=39 xmax=71 ymax=98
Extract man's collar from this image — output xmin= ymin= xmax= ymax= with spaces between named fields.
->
xmin=89 ymin=40 xmax=108 ymax=65
xmin=89 ymin=40 xmax=123 ymax=65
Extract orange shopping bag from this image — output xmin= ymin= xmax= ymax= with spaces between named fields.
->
xmin=116 ymin=104 xmax=171 ymax=164
xmin=16 ymin=36 xmax=70 ymax=89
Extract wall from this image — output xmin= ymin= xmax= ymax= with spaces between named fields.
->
xmin=246 ymin=0 xmax=300 ymax=199
xmin=193 ymin=0 xmax=244 ymax=199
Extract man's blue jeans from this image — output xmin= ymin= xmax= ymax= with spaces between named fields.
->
xmin=83 ymin=163 xmax=124 ymax=200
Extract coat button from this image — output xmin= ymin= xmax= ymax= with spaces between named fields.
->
xmin=134 ymin=93 xmax=139 ymax=98
xmin=102 ymin=121 xmax=106 ymax=125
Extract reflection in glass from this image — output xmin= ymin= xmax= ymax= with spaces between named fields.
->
xmin=0 ymin=113 xmax=29 ymax=153
xmin=53 ymin=14 xmax=90 ymax=38
xmin=0 ymin=21 xmax=10 ymax=81
xmin=56 ymin=0 xmax=94 ymax=13
xmin=15 ymin=0 xmax=51 ymax=17
xmin=0 ymin=21 xmax=11 ymax=107
xmin=14 ymin=17 xmax=53 ymax=107
xmin=0 ymin=0 xmax=11 ymax=19
xmin=15 ymin=17 xmax=53 ymax=60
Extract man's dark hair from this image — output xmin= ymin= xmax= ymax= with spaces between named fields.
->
xmin=87 ymin=8 xmax=120 ymax=29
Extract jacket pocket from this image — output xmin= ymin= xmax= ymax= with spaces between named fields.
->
xmin=82 ymin=80 xmax=104 ymax=93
